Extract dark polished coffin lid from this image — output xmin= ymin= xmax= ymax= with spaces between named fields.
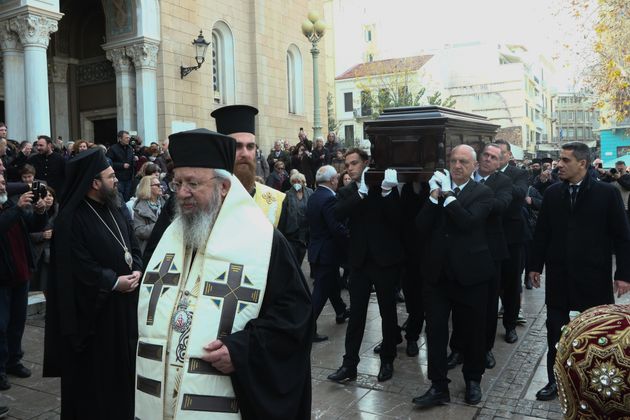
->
xmin=363 ymin=106 xmax=500 ymax=185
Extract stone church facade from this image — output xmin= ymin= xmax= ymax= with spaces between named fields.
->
xmin=0 ymin=0 xmax=328 ymax=153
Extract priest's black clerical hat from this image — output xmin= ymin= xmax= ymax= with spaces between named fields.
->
xmin=210 ymin=105 xmax=258 ymax=135
xmin=532 ymin=158 xmax=542 ymax=165
xmin=541 ymin=157 xmax=553 ymax=165
xmin=169 ymin=128 xmax=236 ymax=173
xmin=58 ymin=148 xmax=110 ymax=210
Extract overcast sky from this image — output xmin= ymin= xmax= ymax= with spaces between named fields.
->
xmin=332 ymin=0 xmax=590 ymax=90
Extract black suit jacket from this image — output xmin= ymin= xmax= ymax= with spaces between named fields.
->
xmin=530 ymin=174 xmax=630 ymax=311
xmin=500 ymin=165 xmax=528 ymax=245
xmin=334 ymin=182 xmax=403 ymax=268
xmin=481 ymin=172 xmax=513 ymax=261
xmin=416 ymin=181 xmax=494 ymax=286
xmin=306 ymin=186 xmax=349 ymax=265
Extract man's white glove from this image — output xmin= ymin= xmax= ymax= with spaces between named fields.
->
xmin=358 ymin=167 xmax=369 ymax=196
xmin=428 ymin=175 xmax=440 ymax=192
xmin=440 ymin=169 xmax=453 ymax=193
xmin=381 ymin=168 xmax=398 ymax=190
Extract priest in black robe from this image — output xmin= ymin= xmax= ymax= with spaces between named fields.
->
xmin=43 ymin=148 xmax=143 ymax=420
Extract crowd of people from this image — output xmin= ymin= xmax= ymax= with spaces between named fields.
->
xmin=1 ymin=109 xmax=630 ymax=418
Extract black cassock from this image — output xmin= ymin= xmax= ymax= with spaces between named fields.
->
xmin=44 ymin=198 xmax=142 ymax=420
xmin=221 ymin=229 xmax=313 ymax=420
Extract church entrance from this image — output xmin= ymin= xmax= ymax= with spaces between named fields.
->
xmin=51 ymin=0 xmax=116 ymax=143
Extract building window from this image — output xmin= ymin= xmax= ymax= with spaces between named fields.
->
xmin=344 ymin=125 xmax=354 ymax=144
xmin=360 ymin=90 xmax=372 ymax=117
xmin=568 ymin=128 xmax=575 ymax=138
xmin=286 ymin=44 xmax=304 ymax=115
xmin=212 ymin=21 xmax=236 ymax=105
xmin=576 ymin=110 xmax=584 ymax=122
xmin=567 ymin=111 xmax=574 ymax=121
xmin=344 ymin=92 xmax=353 ymax=112
xmin=577 ymin=127 xmax=583 ymax=139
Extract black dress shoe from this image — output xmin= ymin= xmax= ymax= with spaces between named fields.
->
xmin=327 ymin=366 xmax=357 ymax=383
xmin=446 ymin=351 xmax=463 ymax=370
xmin=335 ymin=309 xmax=351 ymax=324
xmin=377 ymin=362 xmax=394 ymax=382
xmin=312 ymin=333 xmax=328 ymax=343
xmin=535 ymin=382 xmax=558 ymax=401
xmin=465 ymin=380 xmax=482 ymax=405
xmin=0 ymin=374 xmax=9 ymax=391
xmin=412 ymin=385 xmax=450 ymax=408
xmin=505 ymin=329 xmax=518 ymax=344
xmin=485 ymin=351 xmax=496 ymax=369
xmin=6 ymin=363 xmax=31 ymax=378
xmin=374 ymin=335 xmax=403 ymax=354
xmin=406 ymin=340 xmax=419 ymax=357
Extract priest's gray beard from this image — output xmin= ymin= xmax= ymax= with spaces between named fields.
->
xmin=175 ymin=183 xmax=222 ymax=250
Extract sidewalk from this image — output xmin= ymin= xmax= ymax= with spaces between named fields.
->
xmin=2 ymin=274 xmax=628 ymax=419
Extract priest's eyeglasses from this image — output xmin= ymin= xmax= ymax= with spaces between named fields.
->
xmin=169 ymin=176 xmax=219 ymax=193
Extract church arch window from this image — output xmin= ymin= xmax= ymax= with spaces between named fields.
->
xmin=286 ymin=44 xmax=304 ymax=115
xmin=212 ymin=21 xmax=236 ymax=105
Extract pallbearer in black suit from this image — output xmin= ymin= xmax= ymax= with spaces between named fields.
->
xmin=528 ymin=142 xmax=630 ymax=401
xmin=327 ymin=148 xmax=403 ymax=383
xmin=447 ymin=143 xmax=512 ymax=371
xmin=494 ymin=139 xmax=528 ymax=344
xmin=306 ymin=165 xmax=350 ymax=342
xmin=413 ymin=145 xmax=494 ymax=408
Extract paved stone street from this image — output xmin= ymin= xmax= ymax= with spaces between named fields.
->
xmin=2 ymin=269 xmax=629 ymax=419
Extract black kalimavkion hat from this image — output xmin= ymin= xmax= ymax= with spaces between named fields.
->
xmin=210 ymin=105 xmax=258 ymax=136
xmin=168 ymin=128 xmax=236 ymax=173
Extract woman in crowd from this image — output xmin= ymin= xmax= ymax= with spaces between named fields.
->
xmin=30 ymin=186 xmax=57 ymax=294
xmin=291 ymin=145 xmax=315 ymax=188
xmin=340 ymin=170 xmax=352 ymax=188
xmin=71 ymin=140 xmax=90 ymax=156
xmin=132 ymin=175 xmax=165 ymax=253
xmin=283 ymin=172 xmax=314 ymax=266
xmin=266 ymin=160 xmax=290 ymax=192
xmin=331 ymin=149 xmax=346 ymax=175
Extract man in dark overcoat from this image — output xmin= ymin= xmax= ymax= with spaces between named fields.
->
xmin=529 ymin=141 xmax=630 ymax=401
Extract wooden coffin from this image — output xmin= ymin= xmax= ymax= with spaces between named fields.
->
xmin=363 ymin=106 xmax=500 ymax=185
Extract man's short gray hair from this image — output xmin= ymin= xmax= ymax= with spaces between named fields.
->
xmin=316 ymin=165 xmax=337 ymax=183
xmin=452 ymin=144 xmax=477 ymax=162
xmin=213 ymin=168 xmax=232 ymax=184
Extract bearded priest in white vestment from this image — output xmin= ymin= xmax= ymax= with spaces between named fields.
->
xmin=134 ymin=129 xmax=313 ymax=420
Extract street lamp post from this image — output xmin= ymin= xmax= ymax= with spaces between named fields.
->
xmin=302 ymin=11 xmax=326 ymax=140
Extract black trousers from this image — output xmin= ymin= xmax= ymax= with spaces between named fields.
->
xmin=342 ymin=262 xmax=399 ymax=367
xmin=450 ymin=261 xmax=500 ymax=353
xmin=311 ymin=263 xmax=347 ymax=324
xmin=545 ymin=306 xmax=570 ymax=384
xmin=500 ymin=244 xmax=523 ymax=331
xmin=401 ymin=257 xmax=424 ymax=342
xmin=424 ymin=273 xmax=487 ymax=386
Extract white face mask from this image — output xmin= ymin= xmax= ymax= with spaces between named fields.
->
xmin=293 ymin=183 xmax=302 ymax=192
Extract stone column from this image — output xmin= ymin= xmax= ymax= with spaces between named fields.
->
xmin=106 ymin=47 xmax=136 ymax=132
xmin=11 ymin=14 xmax=58 ymax=140
xmin=0 ymin=21 xmax=26 ymax=141
xmin=50 ymin=59 xmax=69 ymax=141
xmin=126 ymin=42 xmax=159 ymax=142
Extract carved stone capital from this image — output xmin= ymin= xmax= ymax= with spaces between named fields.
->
xmin=126 ymin=42 xmax=159 ymax=70
xmin=0 ymin=21 xmax=20 ymax=51
xmin=10 ymin=14 xmax=58 ymax=48
xmin=106 ymin=47 xmax=132 ymax=73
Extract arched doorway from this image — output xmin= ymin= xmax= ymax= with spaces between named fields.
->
xmin=51 ymin=0 xmax=118 ymax=145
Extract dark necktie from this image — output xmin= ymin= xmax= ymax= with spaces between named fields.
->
xmin=453 ymin=187 xmax=461 ymax=197
xmin=479 ymin=178 xmax=485 ymax=184
xmin=570 ymin=185 xmax=578 ymax=208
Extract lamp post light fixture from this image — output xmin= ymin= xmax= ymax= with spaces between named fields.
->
xmin=302 ymin=11 xmax=326 ymax=140
xmin=180 ymin=30 xmax=210 ymax=79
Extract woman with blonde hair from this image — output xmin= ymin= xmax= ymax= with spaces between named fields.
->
xmin=132 ymin=175 xmax=165 ymax=252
